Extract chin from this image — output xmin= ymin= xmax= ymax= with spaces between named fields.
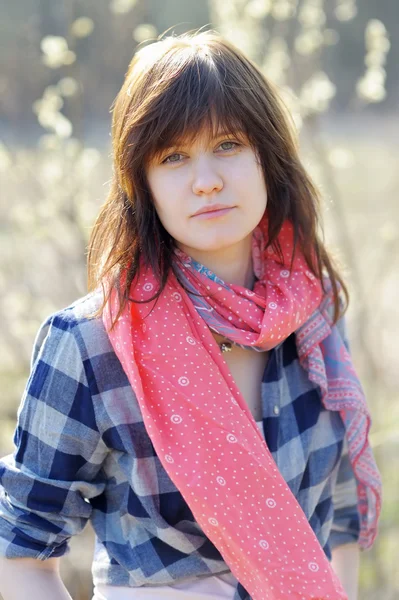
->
xmin=191 ymin=237 xmax=248 ymax=253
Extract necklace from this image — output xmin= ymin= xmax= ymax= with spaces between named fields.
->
xmin=212 ymin=330 xmax=233 ymax=353
xmin=219 ymin=340 xmax=233 ymax=353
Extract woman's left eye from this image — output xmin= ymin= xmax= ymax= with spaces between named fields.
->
xmin=218 ymin=141 xmax=239 ymax=152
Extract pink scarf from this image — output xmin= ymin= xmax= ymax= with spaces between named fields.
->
xmin=103 ymin=218 xmax=381 ymax=600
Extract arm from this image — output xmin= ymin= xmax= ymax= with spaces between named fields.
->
xmin=328 ymin=428 xmax=361 ymax=600
xmin=331 ymin=543 xmax=360 ymax=600
xmin=0 ymin=313 xmax=108 ymax=593
xmin=0 ymin=557 xmax=72 ymax=600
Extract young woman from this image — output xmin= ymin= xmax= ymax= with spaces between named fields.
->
xmin=0 ymin=31 xmax=381 ymax=600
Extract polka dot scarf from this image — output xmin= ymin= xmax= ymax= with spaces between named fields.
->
xmin=103 ymin=218 xmax=381 ymax=600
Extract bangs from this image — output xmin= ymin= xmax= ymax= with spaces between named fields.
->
xmin=138 ymin=55 xmax=254 ymax=162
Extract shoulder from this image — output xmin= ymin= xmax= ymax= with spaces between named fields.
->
xmin=31 ymin=290 xmax=113 ymax=369
xmin=25 ymin=291 xmax=130 ymax=429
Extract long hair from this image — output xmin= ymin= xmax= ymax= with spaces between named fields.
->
xmin=87 ymin=30 xmax=348 ymax=325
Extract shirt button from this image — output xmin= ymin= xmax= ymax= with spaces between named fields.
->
xmin=273 ymin=405 xmax=280 ymax=416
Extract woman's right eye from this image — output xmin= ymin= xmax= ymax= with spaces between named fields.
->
xmin=163 ymin=153 xmax=183 ymax=164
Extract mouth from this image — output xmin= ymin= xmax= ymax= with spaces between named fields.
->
xmin=192 ymin=206 xmax=235 ymax=220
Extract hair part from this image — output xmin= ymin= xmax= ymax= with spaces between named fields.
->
xmin=87 ymin=29 xmax=348 ymax=327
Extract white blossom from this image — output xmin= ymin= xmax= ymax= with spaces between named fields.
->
xmin=272 ymin=0 xmax=296 ymax=21
xmin=133 ymin=24 xmax=158 ymax=43
xmin=71 ymin=17 xmax=95 ymax=39
xmin=40 ymin=36 xmax=76 ymax=69
xmin=328 ymin=147 xmax=355 ymax=169
xmin=335 ymin=0 xmax=357 ymax=22
xmin=244 ymin=0 xmax=272 ymax=19
xmin=109 ymin=0 xmax=138 ymax=14
xmin=299 ymin=72 xmax=336 ymax=115
xmin=58 ymin=77 xmax=79 ymax=98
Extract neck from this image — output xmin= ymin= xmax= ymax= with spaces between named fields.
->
xmin=178 ymin=234 xmax=255 ymax=289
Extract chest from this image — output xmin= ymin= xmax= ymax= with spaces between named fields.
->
xmin=211 ymin=332 xmax=269 ymax=421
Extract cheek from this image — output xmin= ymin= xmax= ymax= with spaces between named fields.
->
xmin=234 ymin=159 xmax=267 ymax=207
xmin=151 ymin=184 xmax=187 ymax=239
xmin=150 ymin=171 xmax=185 ymax=212
xmin=149 ymin=178 xmax=176 ymax=219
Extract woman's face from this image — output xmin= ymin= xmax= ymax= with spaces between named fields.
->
xmin=146 ymin=128 xmax=267 ymax=257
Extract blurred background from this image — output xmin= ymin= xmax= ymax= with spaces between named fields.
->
xmin=0 ymin=1 xmax=398 ymax=598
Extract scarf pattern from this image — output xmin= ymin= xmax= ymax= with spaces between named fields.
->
xmin=103 ymin=218 xmax=381 ymax=600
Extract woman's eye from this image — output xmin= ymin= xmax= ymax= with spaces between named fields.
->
xmin=163 ymin=153 xmax=183 ymax=164
xmin=219 ymin=141 xmax=239 ymax=152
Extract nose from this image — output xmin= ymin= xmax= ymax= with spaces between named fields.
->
xmin=191 ymin=155 xmax=223 ymax=196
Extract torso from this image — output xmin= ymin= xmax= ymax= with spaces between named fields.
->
xmin=211 ymin=332 xmax=269 ymax=421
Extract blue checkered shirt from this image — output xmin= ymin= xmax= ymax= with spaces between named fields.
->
xmin=0 ymin=292 xmax=360 ymax=599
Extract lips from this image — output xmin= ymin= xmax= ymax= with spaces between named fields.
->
xmin=192 ymin=206 xmax=235 ymax=220
xmin=192 ymin=204 xmax=235 ymax=217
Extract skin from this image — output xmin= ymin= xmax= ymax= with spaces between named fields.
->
xmin=146 ymin=128 xmax=268 ymax=289
xmin=0 ymin=556 xmax=72 ymax=600
xmin=331 ymin=543 xmax=360 ymax=600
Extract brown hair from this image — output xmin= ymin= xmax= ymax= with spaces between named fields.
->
xmin=87 ymin=30 xmax=348 ymax=325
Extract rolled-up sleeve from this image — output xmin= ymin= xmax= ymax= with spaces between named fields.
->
xmin=0 ymin=313 xmax=108 ymax=560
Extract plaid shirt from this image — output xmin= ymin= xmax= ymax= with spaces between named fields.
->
xmin=0 ymin=292 xmax=360 ymax=599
